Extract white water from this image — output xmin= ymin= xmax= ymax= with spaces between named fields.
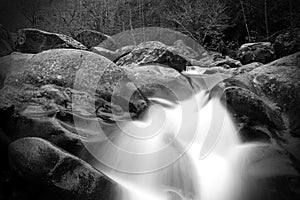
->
xmin=83 ymin=72 xmax=246 ymax=200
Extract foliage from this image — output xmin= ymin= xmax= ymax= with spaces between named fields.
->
xmin=16 ymin=0 xmax=46 ymax=28
xmin=162 ymin=0 xmax=230 ymax=51
xmin=15 ymin=0 xmax=300 ymax=51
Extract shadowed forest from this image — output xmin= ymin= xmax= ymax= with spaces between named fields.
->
xmin=1 ymin=0 xmax=300 ymax=51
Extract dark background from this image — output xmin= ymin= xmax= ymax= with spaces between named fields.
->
xmin=1 ymin=0 xmax=299 ymax=51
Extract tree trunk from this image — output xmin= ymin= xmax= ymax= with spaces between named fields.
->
xmin=239 ymin=0 xmax=251 ymax=42
xmin=264 ymin=0 xmax=269 ymax=40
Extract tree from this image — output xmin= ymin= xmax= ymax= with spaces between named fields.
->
xmin=164 ymin=0 xmax=230 ymax=50
xmin=16 ymin=0 xmax=46 ymax=28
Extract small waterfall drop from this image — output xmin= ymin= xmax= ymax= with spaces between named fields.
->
xmin=81 ymin=71 xmax=245 ymax=200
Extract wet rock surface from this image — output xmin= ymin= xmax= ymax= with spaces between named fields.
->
xmin=0 ymin=26 xmax=300 ymax=200
xmin=16 ymin=28 xmax=87 ymax=53
xmin=9 ymin=137 xmax=117 ymax=200
xmin=235 ymin=144 xmax=300 ymax=200
xmin=220 ymin=52 xmax=300 ymax=199
xmin=0 ymin=49 xmax=146 ymax=149
xmin=75 ymin=30 xmax=109 ymax=49
xmin=273 ymin=28 xmax=300 ymax=58
xmin=226 ymin=52 xmax=300 ymax=135
xmin=192 ymin=51 xmax=242 ymax=69
xmin=91 ymin=47 xmax=122 ymax=61
xmin=223 ymin=52 xmax=300 ymax=169
xmin=115 ymin=41 xmax=193 ymax=72
xmin=0 ymin=52 xmax=34 ymax=87
xmin=0 ymin=48 xmax=195 ymax=149
xmin=237 ymin=42 xmax=276 ymax=65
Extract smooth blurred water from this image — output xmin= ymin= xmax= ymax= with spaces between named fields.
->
xmin=79 ymin=71 xmax=246 ymax=200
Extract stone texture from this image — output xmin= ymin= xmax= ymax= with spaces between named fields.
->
xmin=91 ymin=47 xmax=122 ymax=61
xmin=115 ymin=41 xmax=192 ymax=72
xmin=8 ymin=137 xmax=116 ymax=200
xmin=233 ymin=144 xmax=300 ymax=200
xmin=0 ymin=49 xmax=197 ymax=149
xmin=237 ymin=42 xmax=276 ymax=65
xmin=75 ymin=30 xmax=109 ymax=49
xmin=273 ymin=28 xmax=300 ymax=58
xmin=191 ymin=51 xmax=242 ymax=69
xmin=0 ymin=52 xmax=34 ymax=87
xmin=223 ymin=52 xmax=300 ymax=162
xmin=16 ymin=28 xmax=87 ymax=53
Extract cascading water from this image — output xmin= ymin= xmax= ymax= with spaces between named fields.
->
xmin=76 ymin=68 xmax=247 ymax=200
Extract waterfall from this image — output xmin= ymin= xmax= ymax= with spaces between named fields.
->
xmin=79 ymin=70 xmax=245 ymax=200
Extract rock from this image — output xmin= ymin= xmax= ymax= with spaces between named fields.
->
xmin=4 ymin=49 xmax=137 ymax=101
xmin=115 ymin=41 xmax=192 ymax=72
xmin=91 ymin=47 xmax=121 ymax=61
xmin=0 ymin=84 xmax=86 ymax=148
xmin=233 ymin=143 xmax=300 ymax=200
xmin=75 ymin=30 xmax=109 ymax=49
xmin=0 ymin=49 xmax=199 ymax=149
xmin=16 ymin=28 xmax=87 ymax=53
xmin=237 ymin=42 xmax=276 ymax=65
xmin=127 ymin=64 xmax=194 ymax=101
xmin=223 ymin=86 xmax=285 ymax=142
xmin=96 ymin=27 xmax=208 ymax=58
xmin=172 ymin=39 xmax=202 ymax=60
xmin=223 ymin=86 xmax=285 ymax=129
xmin=0 ymin=52 xmax=34 ymax=87
xmin=247 ymin=52 xmax=300 ymax=137
xmin=8 ymin=137 xmax=116 ymax=200
xmin=223 ymin=52 xmax=300 ymax=161
xmin=211 ymin=56 xmax=242 ymax=69
xmin=273 ymin=28 xmax=300 ymax=58
xmin=115 ymin=45 xmax=136 ymax=56
xmin=191 ymin=52 xmax=242 ymax=69
xmin=185 ymin=65 xmax=233 ymax=75
xmin=0 ymin=24 xmax=14 ymax=57
xmin=91 ymin=45 xmax=137 ymax=62
xmin=0 ymin=49 xmax=151 ymax=147
xmin=233 ymin=62 xmax=263 ymax=75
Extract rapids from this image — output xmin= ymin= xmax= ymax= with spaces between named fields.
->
xmin=77 ymin=69 xmax=247 ymax=200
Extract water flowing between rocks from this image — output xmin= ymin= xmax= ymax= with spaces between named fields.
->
xmin=78 ymin=70 xmax=254 ymax=200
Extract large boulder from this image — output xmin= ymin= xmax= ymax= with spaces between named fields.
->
xmin=0 ymin=49 xmax=149 ymax=147
xmin=223 ymin=86 xmax=285 ymax=143
xmin=223 ymin=52 xmax=300 ymax=160
xmin=3 ymin=49 xmax=138 ymax=101
xmin=115 ymin=41 xmax=192 ymax=72
xmin=96 ymin=27 xmax=208 ymax=59
xmin=75 ymin=30 xmax=109 ymax=49
xmin=115 ymin=45 xmax=136 ymax=56
xmin=0 ymin=24 xmax=14 ymax=57
xmin=0 ymin=49 xmax=199 ymax=149
xmin=245 ymin=52 xmax=300 ymax=141
xmin=237 ymin=42 xmax=276 ymax=65
xmin=233 ymin=144 xmax=300 ymax=200
xmin=8 ymin=137 xmax=117 ymax=200
xmin=127 ymin=64 xmax=194 ymax=101
xmin=0 ymin=52 xmax=34 ymax=87
xmin=232 ymin=62 xmax=263 ymax=75
xmin=171 ymin=39 xmax=203 ymax=60
xmin=91 ymin=45 xmax=138 ymax=62
xmin=16 ymin=28 xmax=87 ymax=53
xmin=91 ymin=47 xmax=122 ymax=61
xmin=0 ymin=84 xmax=94 ymax=149
xmin=224 ymin=86 xmax=285 ymax=130
xmin=192 ymin=51 xmax=242 ymax=69
xmin=273 ymin=28 xmax=300 ymax=58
